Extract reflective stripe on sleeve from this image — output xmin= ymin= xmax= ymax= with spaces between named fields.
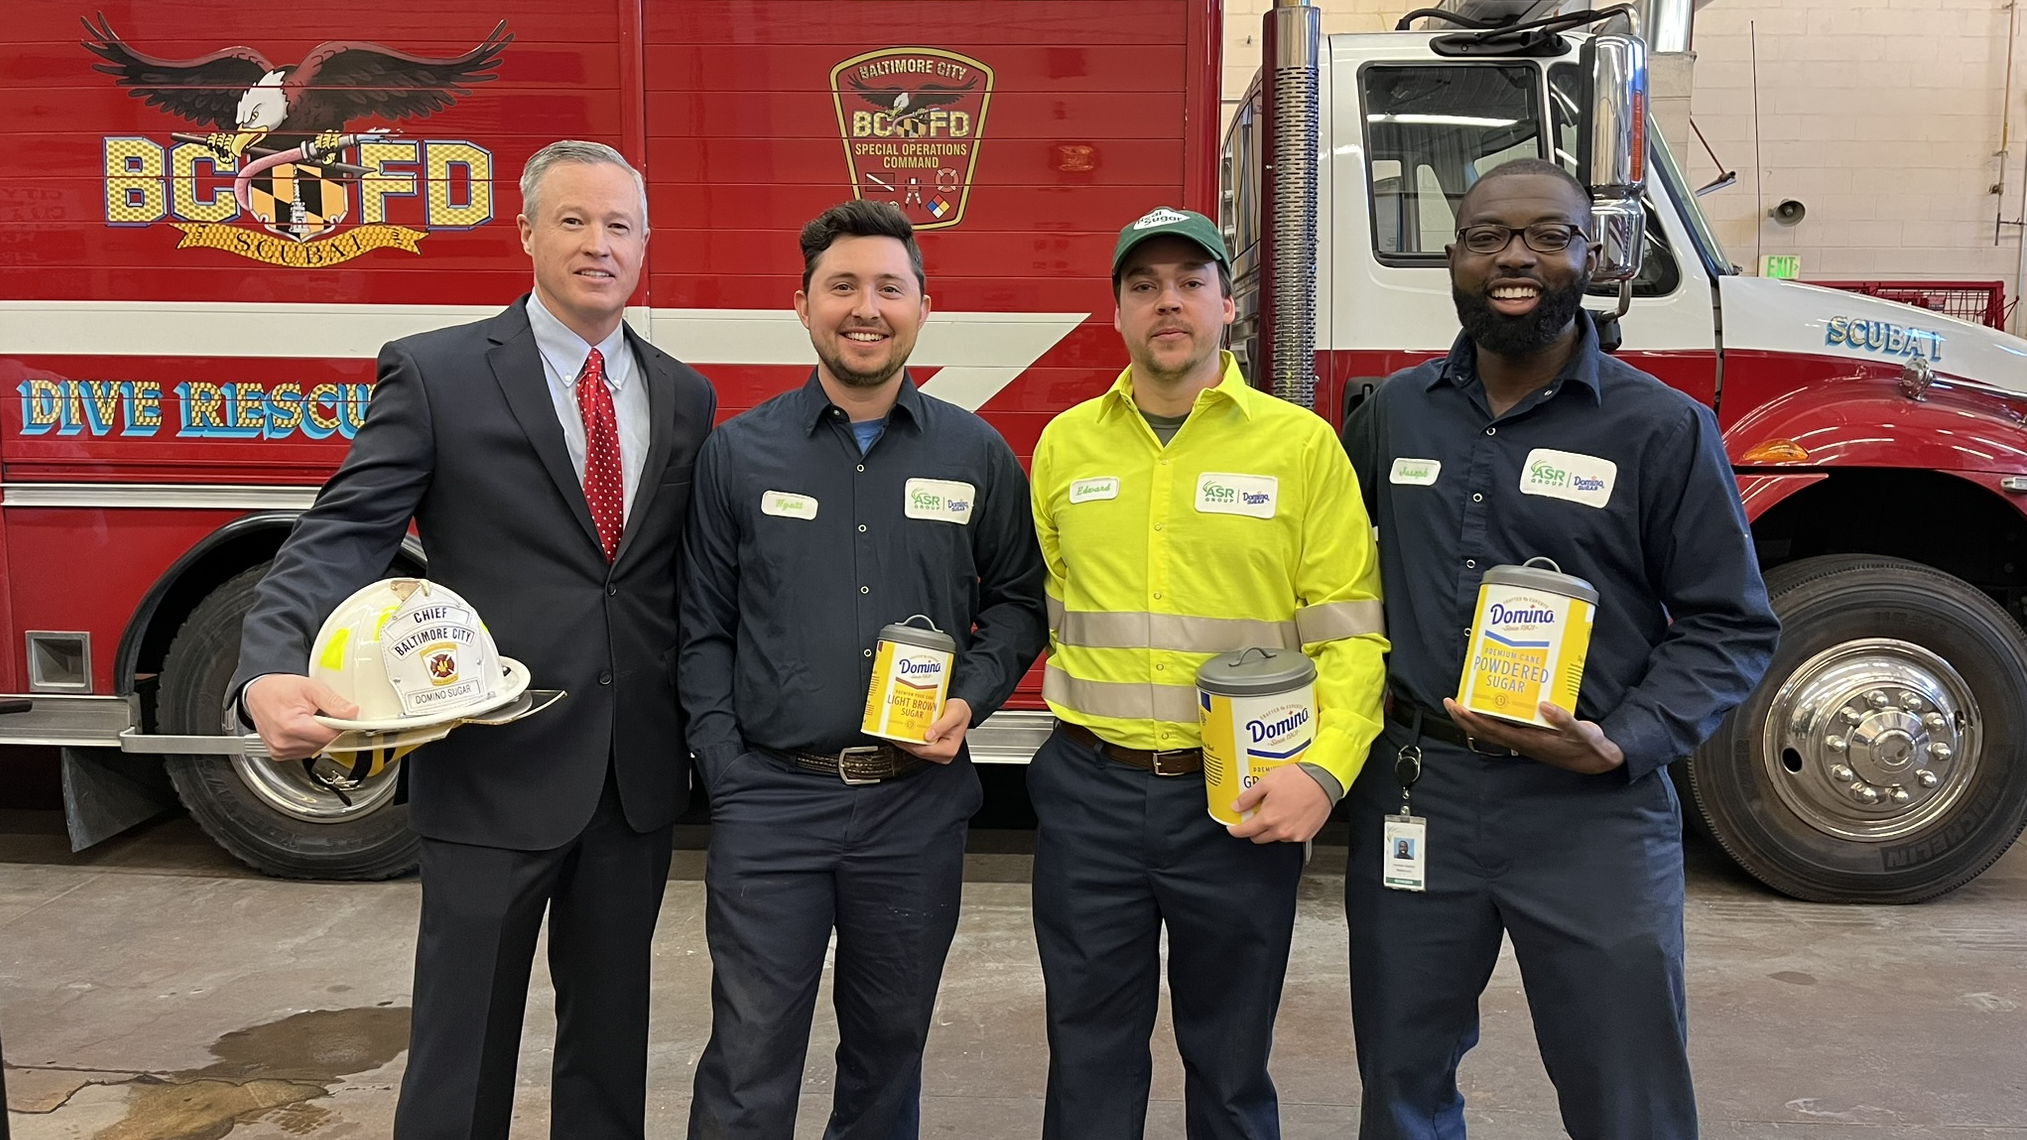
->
xmin=1294 ymin=598 xmax=1386 ymax=644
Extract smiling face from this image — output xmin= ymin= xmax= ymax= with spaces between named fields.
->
xmin=517 ymin=160 xmax=646 ymax=345
xmin=1445 ymin=171 xmax=1598 ymax=360
xmin=795 ymin=233 xmax=930 ymax=389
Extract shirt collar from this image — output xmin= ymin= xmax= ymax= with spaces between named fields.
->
xmin=796 ymin=369 xmax=926 ymax=435
xmin=1432 ymin=312 xmax=1603 ymax=404
xmin=1100 ymin=350 xmax=1256 ymax=423
xmin=526 ymin=293 xmax=632 ymax=390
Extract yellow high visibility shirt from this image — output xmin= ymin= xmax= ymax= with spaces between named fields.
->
xmin=1031 ymin=351 xmax=1389 ymax=790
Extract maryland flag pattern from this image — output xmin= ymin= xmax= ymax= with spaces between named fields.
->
xmin=247 ymin=161 xmax=348 ymax=242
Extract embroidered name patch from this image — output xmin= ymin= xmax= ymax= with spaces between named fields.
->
xmin=1518 ymin=449 xmax=1617 ymax=508
xmin=905 ymin=478 xmax=976 ymax=524
xmin=1390 ymin=458 xmax=1442 ymax=486
xmin=1069 ymin=477 xmax=1120 ymax=504
xmin=1196 ymin=472 xmax=1277 ymax=519
xmin=761 ymin=491 xmax=818 ymax=520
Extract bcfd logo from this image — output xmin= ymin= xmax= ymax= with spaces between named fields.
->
xmin=831 ymin=47 xmax=994 ymax=231
xmin=426 ymin=651 xmax=460 ymax=685
xmin=81 ymin=15 xmax=511 ymax=267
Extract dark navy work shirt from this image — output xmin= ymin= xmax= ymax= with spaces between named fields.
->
xmin=1343 ymin=316 xmax=1779 ymax=783
xmin=679 ymin=372 xmax=1048 ymax=775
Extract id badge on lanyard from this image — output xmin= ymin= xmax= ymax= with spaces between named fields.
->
xmin=1384 ymin=744 xmax=1427 ymax=892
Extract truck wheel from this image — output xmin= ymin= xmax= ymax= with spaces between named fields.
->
xmin=158 ymin=565 xmax=419 ymax=880
xmin=1686 ymin=555 xmax=2027 ymax=903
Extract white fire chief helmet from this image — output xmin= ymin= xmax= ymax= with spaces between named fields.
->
xmin=308 ymin=578 xmax=530 ymax=731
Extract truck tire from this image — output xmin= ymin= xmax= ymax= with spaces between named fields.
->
xmin=1686 ymin=555 xmax=2027 ymax=903
xmin=158 ymin=565 xmax=419 ymax=880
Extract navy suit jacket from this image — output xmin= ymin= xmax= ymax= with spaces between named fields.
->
xmin=232 ymin=298 xmax=716 ymax=848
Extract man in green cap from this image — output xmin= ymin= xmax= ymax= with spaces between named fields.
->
xmin=1026 ymin=206 xmax=1388 ymax=1138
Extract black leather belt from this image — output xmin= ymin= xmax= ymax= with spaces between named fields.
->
xmin=1058 ymin=721 xmax=1203 ymax=776
xmin=1387 ymin=694 xmax=1519 ymax=757
xmin=759 ymin=743 xmax=929 ymax=784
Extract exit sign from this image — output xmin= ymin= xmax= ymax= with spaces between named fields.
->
xmin=1761 ymin=255 xmax=1802 ymax=279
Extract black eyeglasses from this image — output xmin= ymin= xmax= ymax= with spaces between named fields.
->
xmin=1455 ymin=223 xmax=1588 ymax=255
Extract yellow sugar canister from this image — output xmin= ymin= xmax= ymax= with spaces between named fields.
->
xmin=1197 ymin=647 xmax=1317 ymax=826
xmin=1456 ymin=557 xmax=1598 ymax=728
xmin=861 ymin=615 xmax=957 ymax=743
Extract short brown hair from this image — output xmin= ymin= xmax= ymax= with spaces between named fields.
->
xmin=799 ymin=200 xmax=926 ymax=294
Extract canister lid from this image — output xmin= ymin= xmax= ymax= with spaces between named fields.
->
xmin=1480 ymin=557 xmax=1600 ymax=605
xmin=878 ymin=614 xmax=957 ymax=652
xmin=1195 ymin=647 xmax=1317 ymax=695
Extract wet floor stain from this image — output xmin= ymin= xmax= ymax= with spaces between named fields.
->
xmin=1769 ymin=970 xmax=1818 ymax=986
xmin=7 ymin=1006 xmax=409 ymax=1139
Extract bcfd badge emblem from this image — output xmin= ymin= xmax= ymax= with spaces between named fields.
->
xmin=82 ymin=14 xmax=510 ymax=266
xmin=831 ymin=47 xmax=994 ymax=231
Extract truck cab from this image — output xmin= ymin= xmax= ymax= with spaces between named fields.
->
xmin=1226 ymin=11 xmax=2027 ymax=903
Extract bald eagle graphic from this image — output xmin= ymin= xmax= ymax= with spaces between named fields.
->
xmin=82 ymin=14 xmax=510 ymax=151
xmin=81 ymin=14 xmax=510 ymax=241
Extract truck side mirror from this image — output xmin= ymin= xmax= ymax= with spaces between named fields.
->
xmin=1579 ymin=33 xmax=1648 ymax=284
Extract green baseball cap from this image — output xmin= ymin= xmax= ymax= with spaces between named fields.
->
xmin=1111 ymin=206 xmax=1231 ymax=274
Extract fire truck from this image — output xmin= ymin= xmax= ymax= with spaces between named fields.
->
xmin=4 ymin=0 xmax=2025 ymax=902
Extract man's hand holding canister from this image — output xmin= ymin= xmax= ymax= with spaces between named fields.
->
xmin=1227 ymin=763 xmax=1333 ymax=844
xmin=1444 ymin=698 xmax=1625 ymax=776
xmin=894 ymin=697 xmax=972 ymax=765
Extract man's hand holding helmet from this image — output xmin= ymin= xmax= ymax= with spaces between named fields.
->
xmin=244 ymin=673 xmax=357 ymax=761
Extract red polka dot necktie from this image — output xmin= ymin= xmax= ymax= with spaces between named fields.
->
xmin=575 ymin=348 xmax=624 ymax=561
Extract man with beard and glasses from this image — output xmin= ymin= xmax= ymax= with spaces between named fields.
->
xmin=679 ymin=199 xmax=1047 ymax=1139
xmin=1339 ymin=158 xmax=1779 ymax=1139
xmin=1027 ymin=206 xmax=1388 ymax=1139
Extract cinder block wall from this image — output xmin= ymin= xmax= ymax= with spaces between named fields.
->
xmin=1221 ymin=0 xmax=2027 ymax=324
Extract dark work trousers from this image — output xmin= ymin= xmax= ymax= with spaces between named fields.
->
xmin=1027 ymin=726 xmax=1307 ymax=1140
xmin=687 ymin=749 xmax=982 ymax=1140
xmin=1344 ymin=723 xmax=1695 ymax=1140
xmin=393 ymin=767 xmax=675 ymax=1140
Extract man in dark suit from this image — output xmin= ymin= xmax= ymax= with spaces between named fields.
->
xmin=234 ymin=139 xmax=715 ymax=1140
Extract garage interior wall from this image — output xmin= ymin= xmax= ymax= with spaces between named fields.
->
xmin=1221 ymin=0 xmax=2027 ymax=327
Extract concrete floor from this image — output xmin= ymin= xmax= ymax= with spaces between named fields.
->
xmin=1 ymin=807 xmax=2023 ymax=1139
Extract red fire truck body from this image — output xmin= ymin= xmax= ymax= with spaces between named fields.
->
xmin=6 ymin=0 xmax=2027 ymax=902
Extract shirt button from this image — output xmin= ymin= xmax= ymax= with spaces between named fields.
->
xmin=1159 ymin=459 xmax=1170 ymax=466
xmin=1485 ymin=427 xmax=1497 ymax=436
xmin=1152 ymin=591 xmax=1163 ymax=600
xmin=1155 ymin=663 xmax=1165 ymax=671
xmin=860 ymin=585 xmax=870 ymax=595
xmin=1153 ymin=522 xmax=1164 ymax=531
xmin=1472 ymin=493 xmax=1484 ymax=503
xmin=607 ymin=584 xmax=617 ymax=596
xmin=598 ymin=670 xmax=613 ymax=685
xmin=1466 ymin=559 xmax=1477 ymax=569
xmin=856 ymin=464 xmax=866 ymax=473
xmin=864 ymin=648 xmax=874 ymax=658
xmin=858 ymin=524 xmax=868 ymax=533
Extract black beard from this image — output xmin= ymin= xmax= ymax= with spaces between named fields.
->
xmin=817 ymin=341 xmax=906 ymax=389
xmin=1452 ymin=277 xmax=1589 ymax=359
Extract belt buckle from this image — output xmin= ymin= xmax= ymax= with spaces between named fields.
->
xmin=1149 ymin=749 xmax=1195 ymax=778
xmin=837 ymin=745 xmax=886 ymax=785
xmin=1465 ymin=736 xmax=1517 ymax=758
